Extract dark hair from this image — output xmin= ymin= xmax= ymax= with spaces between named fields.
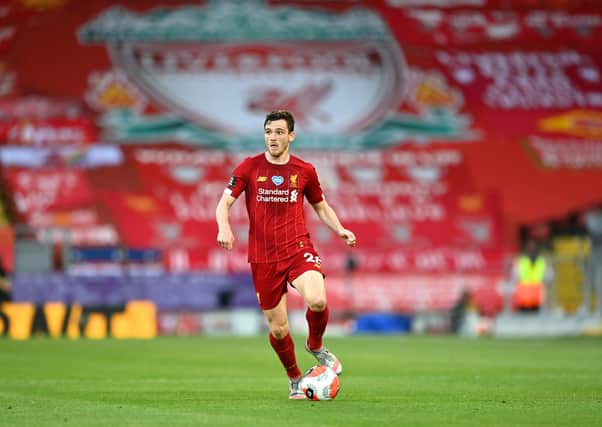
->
xmin=264 ymin=110 xmax=295 ymax=132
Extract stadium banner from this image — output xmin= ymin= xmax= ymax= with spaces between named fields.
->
xmin=0 ymin=59 xmax=16 ymax=97
xmin=0 ymin=0 xmax=600 ymax=279
xmin=25 ymin=206 xmax=119 ymax=246
xmin=11 ymin=271 xmax=256 ymax=310
xmin=0 ymin=117 xmax=98 ymax=147
xmin=380 ymin=0 xmax=600 ymax=11
xmin=204 ymin=245 xmax=505 ymax=275
xmin=286 ymin=271 xmax=504 ymax=315
xmin=2 ymin=0 xmax=597 ymax=230
xmin=0 ymin=23 xmax=16 ymax=55
xmin=0 ymin=144 xmax=122 ymax=168
xmin=157 ymin=309 xmax=263 ymax=337
xmin=0 ymin=300 xmax=156 ymax=340
xmin=378 ymin=6 xmax=602 ymax=48
xmin=0 ymin=96 xmax=86 ymax=119
xmin=119 ymin=144 xmax=502 ymax=268
xmin=5 ymin=167 xmax=96 ymax=215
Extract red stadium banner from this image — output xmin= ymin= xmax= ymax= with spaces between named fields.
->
xmin=0 ymin=0 xmax=599 ymax=280
xmin=0 ymin=24 xmax=16 ymax=55
xmin=380 ymin=0 xmax=601 ymax=11
xmin=5 ymin=167 xmax=95 ymax=216
xmin=378 ymin=7 xmax=602 ymax=48
xmin=26 ymin=206 xmax=119 ymax=246
xmin=123 ymin=144 xmax=235 ymax=194
xmin=97 ymin=190 xmax=175 ymax=248
xmin=0 ymin=117 xmax=98 ymax=146
xmin=0 ymin=96 xmax=86 ymax=120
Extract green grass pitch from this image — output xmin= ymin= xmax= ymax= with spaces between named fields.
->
xmin=0 ymin=335 xmax=601 ymax=426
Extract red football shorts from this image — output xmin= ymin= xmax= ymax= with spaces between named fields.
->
xmin=250 ymin=247 xmax=324 ymax=310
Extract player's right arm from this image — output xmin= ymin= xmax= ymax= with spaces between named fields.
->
xmin=217 ymin=158 xmax=251 ymax=250
xmin=216 ymin=192 xmax=237 ymax=251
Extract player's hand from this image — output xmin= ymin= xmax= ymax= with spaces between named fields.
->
xmin=217 ymin=229 xmax=235 ymax=251
xmin=338 ymin=229 xmax=356 ymax=247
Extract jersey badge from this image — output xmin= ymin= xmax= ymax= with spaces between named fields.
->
xmin=290 ymin=174 xmax=298 ymax=187
xmin=271 ymin=175 xmax=284 ymax=186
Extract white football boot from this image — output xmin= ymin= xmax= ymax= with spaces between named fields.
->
xmin=288 ymin=377 xmax=306 ymax=400
xmin=304 ymin=341 xmax=343 ymax=376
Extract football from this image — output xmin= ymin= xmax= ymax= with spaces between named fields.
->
xmin=301 ymin=365 xmax=340 ymax=401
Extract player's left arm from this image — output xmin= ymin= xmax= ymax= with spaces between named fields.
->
xmin=311 ymin=199 xmax=356 ymax=247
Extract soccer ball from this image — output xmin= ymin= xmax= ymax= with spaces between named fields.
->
xmin=301 ymin=365 xmax=340 ymax=401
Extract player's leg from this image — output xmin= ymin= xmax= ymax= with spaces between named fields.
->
xmin=292 ymin=270 xmax=328 ymax=349
xmin=263 ymin=296 xmax=305 ymax=399
xmin=263 ymin=295 xmax=302 ymax=379
xmin=292 ymin=270 xmax=343 ymax=375
xmin=251 ymin=261 xmax=305 ymax=398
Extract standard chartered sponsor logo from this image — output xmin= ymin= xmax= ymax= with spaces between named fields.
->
xmin=257 ymin=187 xmax=291 ymax=203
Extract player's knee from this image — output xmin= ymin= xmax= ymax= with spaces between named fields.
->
xmin=269 ymin=322 xmax=290 ymax=339
xmin=307 ymin=297 xmax=327 ymax=312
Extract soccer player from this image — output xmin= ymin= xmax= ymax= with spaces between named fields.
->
xmin=216 ymin=110 xmax=356 ymax=399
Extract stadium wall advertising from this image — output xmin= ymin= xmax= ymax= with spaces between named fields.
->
xmin=0 ymin=300 xmax=156 ymax=340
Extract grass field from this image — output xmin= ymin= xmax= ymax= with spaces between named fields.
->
xmin=0 ymin=335 xmax=601 ymax=426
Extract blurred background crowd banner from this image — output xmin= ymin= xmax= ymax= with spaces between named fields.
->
xmin=0 ymin=0 xmax=601 ymax=338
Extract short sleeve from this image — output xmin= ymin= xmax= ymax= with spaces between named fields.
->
xmin=226 ymin=160 xmax=250 ymax=199
xmin=305 ymin=166 xmax=324 ymax=204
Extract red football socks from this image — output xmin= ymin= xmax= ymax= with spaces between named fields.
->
xmin=306 ymin=305 xmax=329 ymax=351
xmin=269 ymin=333 xmax=302 ymax=379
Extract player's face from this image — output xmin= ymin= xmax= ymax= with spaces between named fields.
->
xmin=264 ymin=119 xmax=295 ymax=160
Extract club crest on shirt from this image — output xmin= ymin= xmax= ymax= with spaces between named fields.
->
xmin=290 ymin=174 xmax=297 ymax=187
xmin=271 ymin=175 xmax=284 ymax=186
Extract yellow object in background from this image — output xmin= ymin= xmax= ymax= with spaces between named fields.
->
xmin=2 ymin=303 xmax=35 ymax=340
xmin=539 ymin=110 xmax=602 ymax=139
xmin=110 ymin=312 xmax=131 ymax=339
xmin=85 ymin=313 xmax=108 ymax=339
xmin=66 ymin=304 xmax=83 ymax=339
xmin=19 ymin=0 xmax=69 ymax=11
xmin=0 ymin=301 xmax=156 ymax=340
xmin=44 ymin=303 xmax=67 ymax=338
xmin=126 ymin=300 xmax=157 ymax=339
xmin=111 ymin=301 xmax=157 ymax=339
xmin=553 ymin=237 xmax=590 ymax=313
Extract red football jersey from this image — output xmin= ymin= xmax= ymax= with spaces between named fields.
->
xmin=226 ymin=153 xmax=324 ymax=263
